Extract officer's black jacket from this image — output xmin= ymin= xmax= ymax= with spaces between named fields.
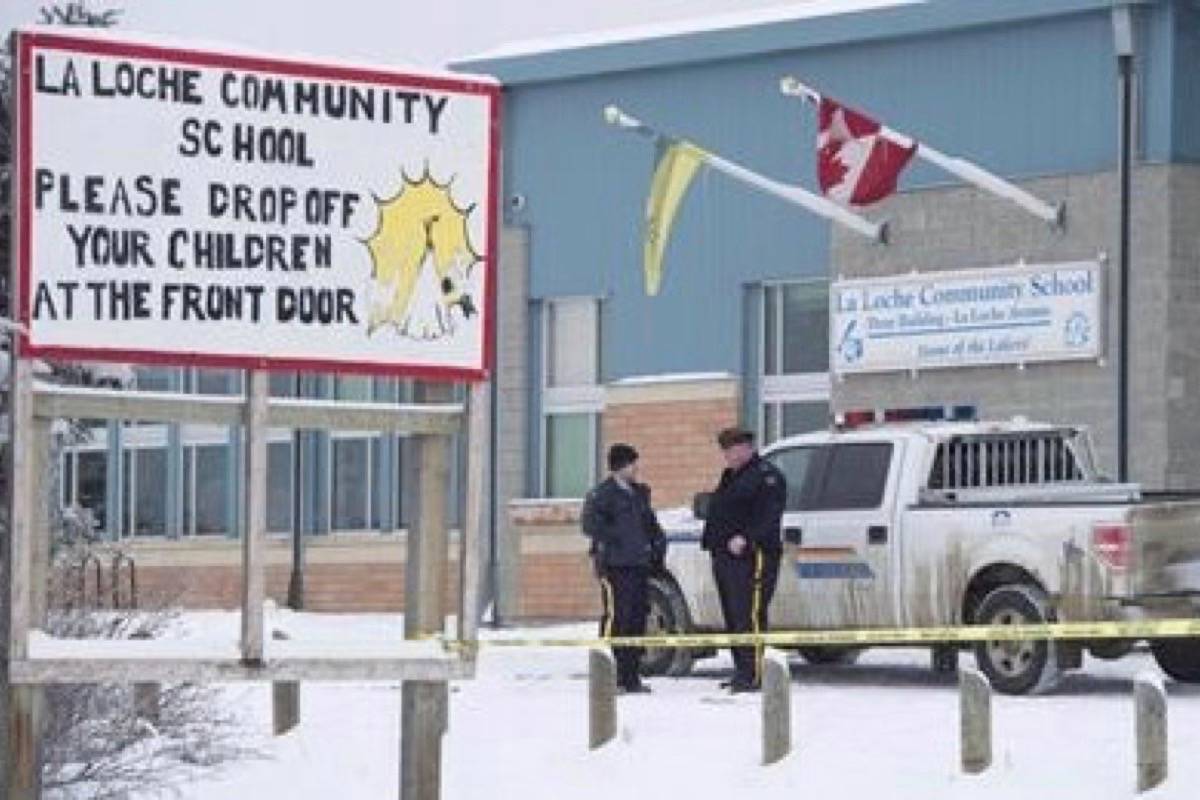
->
xmin=701 ymin=454 xmax=787 ymax=554
xmin=581 ymin=478 xmax=666 ymax=568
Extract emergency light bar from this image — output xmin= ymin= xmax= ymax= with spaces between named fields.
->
xmin=834 ymin=405 xmax=977 ymax=430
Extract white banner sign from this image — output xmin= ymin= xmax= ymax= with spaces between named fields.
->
xmin=831 ymin=261 xmax=1104 ymax=374
xmin=14 ymin=31 xmax=499 ymax=380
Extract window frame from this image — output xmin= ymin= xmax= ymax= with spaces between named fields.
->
xmin=540 ymin=296 xmax=604 ymax=498
xmin=805 ymin=442 xmax=895 ymax=511
xmin=758 ymin=280 xmax=832 ymax=445
xmin=765 ymin=444 xmax=821 ymax=512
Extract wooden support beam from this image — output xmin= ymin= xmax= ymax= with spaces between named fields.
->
xmin=5 ymin=685 xmax=42 ymax=800
xmin=405 ymin=434 xmax=449 ymax=639
xmin=271 ymin=630 xmax=300 ymax=736
xmin=268 ymin=398 xmax=461 ymax=435
xmin=130 ymin=632 xmax=161 ymax=726
xmin=9 ymin=359 xmax=34 ymax=660
xmin=30 ymin=417 xmax=51 ymax=630
xmin=400 ymin=682 xmax=449 ymax=800
xmin=402 ymin=433 xmax=451 ymax=800
xmin=241 ymin=370 xmax=268 ymax=665
xmin=9 ymin=653 xmax=470 ymax=684
xmin=32 ymin=386 xmax=462 ymax=434
xmin=458 ymin=382 xmax=489 ymax=653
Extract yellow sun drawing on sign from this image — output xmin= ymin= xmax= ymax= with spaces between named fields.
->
xmin=366 ymin=169 xmax=482 ymax=340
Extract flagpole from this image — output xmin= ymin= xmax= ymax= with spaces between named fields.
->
xmin=603 ymin=105 xmax=886 ymax=243
xmin=780 ymin=77 xmax=1066 ymax=229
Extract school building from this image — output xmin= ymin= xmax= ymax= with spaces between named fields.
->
xmin=44 ymin=0 xmax=1200 ymax=621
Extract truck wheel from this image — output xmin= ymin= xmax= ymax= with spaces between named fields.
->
xmin=972 ymin=584 xmax=1062 ymax=695
xmin=1151 ymin=638 xmax=1200 ymax=682
xmin=797 ymin=647 xmax=862 ymax=665
xmin=641 ymin=575 xmax=695 ymax=678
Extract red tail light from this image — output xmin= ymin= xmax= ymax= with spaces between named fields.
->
xmin=1092 ymin=523 xmax=1132 ymax=570
xmin=841 ymin=410 xmax=876 ymax=429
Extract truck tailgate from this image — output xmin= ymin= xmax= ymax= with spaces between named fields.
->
xmin=1129 ymin=499 xmax=1200 ymax=595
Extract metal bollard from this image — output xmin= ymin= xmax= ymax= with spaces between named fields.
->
xmin=588 ymin=648 xmax=617 ymax=750
xmin=959 ymin=666 xmax=992 ymax=774
xmin=761 ymin=648 xmax=791 ymax=765
xmin=272 ymin=630 xmax=300 ymax=736
xmin=1134 ymin=671 xmax=1167 ymax=793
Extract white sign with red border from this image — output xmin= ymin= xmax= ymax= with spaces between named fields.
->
xmin=13 ymin=31 xmax=500 ymax=380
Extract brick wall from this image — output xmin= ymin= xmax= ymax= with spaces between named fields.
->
xmin=602 ymin=375 xmax=739 ymax=508
xmin=110 ymin=524 xmax=595 ymax=622
xmin=125 ymin=536 xmax=460 ymax=613
xmin=509 ymin=499 xmax=600 ymax=621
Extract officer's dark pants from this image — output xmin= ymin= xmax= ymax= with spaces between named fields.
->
xmin=598 ymin=565 xmax=649 ymax=687
xmin=713 ymin=547 xmax=781 ymax=686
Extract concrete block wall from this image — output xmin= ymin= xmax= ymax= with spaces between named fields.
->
xmin=831 ymin=166 xmax=1181 ymax=488
xmin=1165 ymin=165 xmax=1200 ymax=488
xmin=492 ymin=227 xmax=531 ymax=621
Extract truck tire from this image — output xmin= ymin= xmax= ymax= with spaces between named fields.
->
xmin=972 ymin=584 xmax=1062 ymax=695
xmin=640 ymin=575 xmax=695 ymax=678
xmin=1151 ymin=638 xmax=1200 ymax=682
xmin=797 ymin=647 xmax=863 ymax=666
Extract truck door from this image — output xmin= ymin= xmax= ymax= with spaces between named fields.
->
xmin=762 ymin=444 xmax=821 ymax=629
xmin=787 ymin=441 xmax=903 ymax=628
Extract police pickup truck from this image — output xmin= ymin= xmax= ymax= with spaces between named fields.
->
xmin=645 ymin=411 xmax=1200 ymax=694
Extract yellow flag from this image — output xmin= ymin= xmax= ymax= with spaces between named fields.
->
xmin=643 ymin=140 xmax=705 ymax=296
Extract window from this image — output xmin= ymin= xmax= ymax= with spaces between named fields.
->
xmin=270 ymin=371 xmax=299 ymax=397
xmin=332 ymin=437 xmax=370 ymax=530
xmin=545 ymin=414 xmax=595 ymax=498
xmin=760 ymin=281 xmax=830 ymax=445
xmin=541 ymin=297 xmax=603 ymax=498
xmin=810 ymin=443 xmax=892 ymax=510
xmin=76 ymin=450 xmax=107 ymax=529
xmin=134 ymin=367 xmax=176 ymax=392
xmin=767 ymin=446 xmax=818 ymax=512
xmin=194 ymin=444 xmax=230 ymax=534
xmin=196 ymin=369 xmax=236 ymax=395
xmin=133 ymin=448 xmax=167 ymax=535
xmin=268 ymin=442 xmax=293 ymax=533
xmin=335 ymin=375 xmax=372 ymax=402
xmin=928 ymin=434 xmax=1086 ymax=491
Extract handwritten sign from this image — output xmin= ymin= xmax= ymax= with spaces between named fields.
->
xmin=14 ymin=31 xmax=499 ymax=379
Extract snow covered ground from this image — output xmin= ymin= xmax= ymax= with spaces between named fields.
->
xmin=139 ymin=611 xmax=1200 ymax=799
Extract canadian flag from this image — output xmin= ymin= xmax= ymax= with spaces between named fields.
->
xmin=817 ymin=96 xmax=916 ymax=207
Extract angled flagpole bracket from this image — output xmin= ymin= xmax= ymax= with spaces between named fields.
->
xmin=780 ymin=76 xmax=1066 ymax=232
xmin=602 ymin=104 xmax=885 ymax=244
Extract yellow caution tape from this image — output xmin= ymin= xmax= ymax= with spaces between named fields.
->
xmin=447 ymin=617 xmax=1200 ymax=651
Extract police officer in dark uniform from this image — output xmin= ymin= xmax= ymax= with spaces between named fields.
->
xmin=702 ymin=427 xmax=787 ymax=693
xmin=582 ymin=443 xmax=667 ymax=693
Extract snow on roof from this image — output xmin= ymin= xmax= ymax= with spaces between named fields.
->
xmin=766 ymin=418 xmax=1079 ymax=451
xmin=464 ymin=0 xmax=920 ymax=63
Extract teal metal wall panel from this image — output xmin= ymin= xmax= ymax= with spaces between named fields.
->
xmin=461 ymin=0 xmax=1121 ymax=86
xmin=1172 ymin=0 xmax=1200 ymax=161
xmin=499 ymin=8 xmax=1151 ymax=380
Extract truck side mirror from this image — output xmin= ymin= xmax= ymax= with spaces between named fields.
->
xmin=692 ymin=492 xmax=712 ymax=521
